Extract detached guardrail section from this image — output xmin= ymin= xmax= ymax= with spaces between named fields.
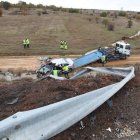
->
xmin=0 ymin=67 xmax=135 ymax=140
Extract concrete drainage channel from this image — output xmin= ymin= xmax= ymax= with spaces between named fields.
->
xmin=0 ymin=67 xmax=135 ymax=140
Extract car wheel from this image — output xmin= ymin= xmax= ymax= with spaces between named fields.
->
xmin=37 ymin=73 xmax=43 ymax=78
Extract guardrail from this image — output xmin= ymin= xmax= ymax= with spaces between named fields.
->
xmin=0 ymin=67 xmax=135 ymax=140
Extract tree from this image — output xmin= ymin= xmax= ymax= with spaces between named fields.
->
xmin=119 ymin=11 xmax=126 ymax=16
xmin=22 ymin=9 xmax=26 ymax=16
xmin=102 ymin=19 xmax=109 ymax=27
xmin=100 ymin=12 xmax=107 ymax=17
xmin=0 ymin=2 xmax=2 ymax=8
xmin=128 ymin=20 xmax=133 ymax=28
xmin=126 ymin=14 xmax=129 ymax=19
xmin=107 ymin=11 xmax=111 ymax=15
xmin=69 ymin=8 xmax=79 ymax=13
xmin=95 ymin=16 xmax=99 ymax=23
xmin=114 ymin=12 xmax=117 ymax=18
xmin=0 ymin=8 xmax=3 ymax=16
xmin=61 ymin=8 xmax=67 ymax=12
xmin=3 ymin=1 xmax=11 ymax=10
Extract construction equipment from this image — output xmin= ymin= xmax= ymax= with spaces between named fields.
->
xmin=73 ymin=41 xmax=131 ymax=68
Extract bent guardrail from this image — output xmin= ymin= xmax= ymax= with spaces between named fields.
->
xmin=0 ymin=67 xmax=135 ymax=140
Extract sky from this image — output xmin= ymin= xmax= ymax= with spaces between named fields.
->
xmin=7 ymin=0 xmax=140 ymax=11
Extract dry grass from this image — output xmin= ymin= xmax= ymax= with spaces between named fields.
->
xmin=0 ymin=8 xmax=140 ymax=56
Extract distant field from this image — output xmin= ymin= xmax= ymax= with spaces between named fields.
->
xmin=0 ymin=8 xmax=140 ymax=56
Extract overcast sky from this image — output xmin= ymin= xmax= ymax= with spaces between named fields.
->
xmin=7 ymin=0 xmax=140 ymax=11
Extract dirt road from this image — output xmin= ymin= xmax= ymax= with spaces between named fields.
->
xmin=0 ymin=55 xmax=140 ymax=71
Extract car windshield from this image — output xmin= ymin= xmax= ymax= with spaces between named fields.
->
xmin=125 ymin=45 xmax=130 ymax=50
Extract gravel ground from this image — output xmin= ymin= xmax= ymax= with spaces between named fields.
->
xmin=0 ymin=72 xmax=140 ymax=140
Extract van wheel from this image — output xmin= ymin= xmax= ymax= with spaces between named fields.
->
xmin=122 ymin=55 xmax=126 ymax=60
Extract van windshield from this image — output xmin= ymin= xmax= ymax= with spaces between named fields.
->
xmin=125 ymin=45 xmax=130 ymax=50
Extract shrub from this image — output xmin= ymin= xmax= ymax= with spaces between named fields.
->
xmin=69 ymin=8 xmax=79 ymax=13
xmin=61 ymin=8 xmax=67 ymax=12
xmin=134 ymin=14 xmax=140 ymax=19
xmin=37 ymin=11 xmax=41 ymax=16
xmin=3 ymin=1 xmax=11 ymax=10
xmin=0 ymin=2 xmax=2 ymax=8
xmin=42 ymin=11 xmax=48 ymax=14
xmin=0 ymin=8 xmax=3 ymax=16
xmin=95 ymin=16 xmax=99 ymax=23
xmin=88 ymin=18 xmax=91 ymax=21
xmin=53 ymin=6 xmax=59 ymax=11
xmin=100 ymin=12 xmax=107 ymax=17
xmin=102 ymin=19 xmax=109 ymax=27
xmin=108 ymin=23 xmax=114 ymax=31
xmin=119 ymin=11 xmax=126 ymax=16
xmin=114 ymin=12 xmax=118 ymax=18
xmin=128 ymin=20 xmax=133 ymax=28
xmin=137 ymin=12 xmax=140 ymax=14
xmin=22 ymin=10 xmax=26 ymax=15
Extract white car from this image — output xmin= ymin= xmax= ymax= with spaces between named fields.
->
xmin=51 ymin=58 xmax=74 ymax=71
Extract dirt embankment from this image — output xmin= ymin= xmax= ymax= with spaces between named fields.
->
xmin=0 ymin=69 xmax=140 ymax=139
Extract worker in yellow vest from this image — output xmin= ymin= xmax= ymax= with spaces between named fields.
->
xmin=26 ymin=39 xmax=29 ymax=48
xmin=101 ymin=54 xmax=106 ymax=67
xmin=62 ymin=64 xmax=69 ymax=79
xmin=60 ymin=40 xmax=64 ymax=49
xmin=23 ymin=39 xmax=26 ymax=49
xmin=64 ymin=41 xmax=67 ymax=50
xmin=53 ymin=67 xmax=58 ymax=81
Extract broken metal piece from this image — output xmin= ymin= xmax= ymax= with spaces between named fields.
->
xmin=114 ymin=117 xmax=118 ymax=122
xmin=79 ymin=121 xmax=85 ymax=129
xmin=107 ymin=99 xmax=114 ymax=107
xmin=40 ymin=101 xmax=45 ymax=107
xmin=121 ymin=113 xmax=126 ymax=119
xmin=90 ymin=113 xmax=96 ymax=125
xmin=126 ymin=91 xmax=129 ymax=96
xmin=106 ymin=127 xmax=111 ymax=132
xmin=116 ymin=128 xmax=120 ymax=133
xmin=7 ymin=98 xmax=18 ymax=105
xmin=71 ymin=133 xmax=76 ymax=136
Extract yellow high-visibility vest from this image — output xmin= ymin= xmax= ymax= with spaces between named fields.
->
xmin=53 ymin=70 xmax=58 ymax=76
xmin=62 ymin=65 xmax=69 ymax=71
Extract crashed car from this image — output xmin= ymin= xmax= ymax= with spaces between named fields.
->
xmin=36 ymin=57 xmax=74 ymax=78
xmin=51 ymin=58 xmax=74 ymax=72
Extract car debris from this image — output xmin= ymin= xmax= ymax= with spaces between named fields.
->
xmin=7 ymin=97 xmax=18 ymax=105
xmin=90 ymin=113 xmax=96 ymax=125
xmin=126 ymin=91 xmax=130 ymax=96
xmin=116 ymin=128 xmax=120 ymax=133
xmin=79 ymin=121 xmax=85 ymax=129
xmin=106 ymin=127 xmax=112 ymax=132
xmin=107 ymin=99 xmax=114 ymax=107
xmin=70 ymin=133 xmax=76 ymax=136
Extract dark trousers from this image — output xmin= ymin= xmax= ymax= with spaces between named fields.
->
xmin=102 ymin=61 xmax=104 ymax=67
xmin=27 ymin=44 xmax=29 ymax=48
xmin=24 ymin=44 xmax=26 ymax=49
xmin=64 ymin=72 xmax=69 ymax=79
